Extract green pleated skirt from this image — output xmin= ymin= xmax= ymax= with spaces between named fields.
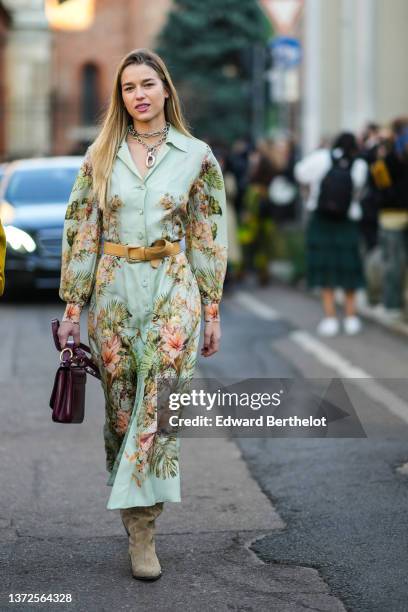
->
xmin=306 ymin=212 xmax=365 ymax=290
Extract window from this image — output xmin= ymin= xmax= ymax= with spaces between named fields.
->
xmin=81 ymin=63 xmax=99 ymax=125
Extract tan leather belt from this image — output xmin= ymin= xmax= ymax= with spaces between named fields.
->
xmin=104 ymin=239 xmax=181 ymax=268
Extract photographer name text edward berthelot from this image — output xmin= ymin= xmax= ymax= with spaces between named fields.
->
xmin=168 ymin=415 xmax=328 ymax=428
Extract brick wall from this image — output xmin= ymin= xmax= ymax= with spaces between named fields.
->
xmin=51 ymin=0 xmax=172 ymax=154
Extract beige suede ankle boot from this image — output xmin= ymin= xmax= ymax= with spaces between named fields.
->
xmin=120 ymin=512 xmax=129 ymax=536
xmin=120 ymin=502 xmax=164 ymax=581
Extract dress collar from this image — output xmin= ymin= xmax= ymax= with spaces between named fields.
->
xmin=166 ymin=122 xmax=189 ymax=152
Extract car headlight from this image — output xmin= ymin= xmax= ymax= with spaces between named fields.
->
xmin=0 ymin=200 xmax=15 ymax=224
xmin=4 ymin=225 xmax=36 ymax=253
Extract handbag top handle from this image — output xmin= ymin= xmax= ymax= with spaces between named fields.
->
xmin=51 ymin=318 xmax=92 ymax=354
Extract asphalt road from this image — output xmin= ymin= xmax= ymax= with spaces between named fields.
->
xmin=1 ymin=281 xmax=408 ymax=611
xmin=201 ymin=280 xmax=408 ymax=612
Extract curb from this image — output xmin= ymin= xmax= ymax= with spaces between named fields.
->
xmin=355 ymin=303 xmax=408 ymax=338
xmin=298 ymin=280 xmax=408 ymax=339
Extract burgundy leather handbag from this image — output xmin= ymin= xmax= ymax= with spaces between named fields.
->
xmin=49 ymin=318 xmax=101 ymax=423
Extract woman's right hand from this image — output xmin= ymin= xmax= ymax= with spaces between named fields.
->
xmin=58 ymin=320 xmax=80 ymax=348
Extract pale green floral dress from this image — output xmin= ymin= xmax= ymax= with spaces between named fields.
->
xmin=59 ymin=123 xmax=228 ymax=510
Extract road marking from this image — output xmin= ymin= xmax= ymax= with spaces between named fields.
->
xmin=233 ymin=291 xmax=408 ymax=425
xmin=290 ymin=330 xmax=408 ymax=424
xmin=233 ymin=291 xmax=281 ymax=321
xmin=290 ymin=330 xmax=369 ymax=378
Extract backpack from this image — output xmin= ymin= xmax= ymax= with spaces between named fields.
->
xmin=317 ymin=152 xmax=354 ymax=220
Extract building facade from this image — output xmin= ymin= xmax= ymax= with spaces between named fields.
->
xmin=301 ymin=0 xmax=408 ymax=153
xmin=3 ymin=0 xmax=51 ymax=159
xmin=51 ymin=0 xmax=172 ymax=155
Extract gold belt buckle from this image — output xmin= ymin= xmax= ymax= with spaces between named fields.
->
xmin=125 ymin=245 xmax=143 ymax=263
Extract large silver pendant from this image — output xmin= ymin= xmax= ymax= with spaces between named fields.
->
xmin=146 ymin=151 xmax=156 ymax=167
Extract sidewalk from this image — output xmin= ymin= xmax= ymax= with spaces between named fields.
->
xmin=352 ymin=297 xmax=408 ymax=338
xmin=240 ymin=266 xmax=408 ymax=338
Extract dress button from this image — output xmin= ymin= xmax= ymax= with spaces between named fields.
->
xmin=139 ymin=209 xmax=144 ymax=215
xmin=140 ymin=185 xmax=146 ymax=191
xmin=137 ymin=232 xmax=144 ymax=239
xmin=142 ymin=280 xmax=148 ymax=287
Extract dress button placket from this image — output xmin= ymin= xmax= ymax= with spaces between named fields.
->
xmin=138 ymin=180 xmax=148 ymax=314
xmin=138 ymin=182 xmax=146 ymax=242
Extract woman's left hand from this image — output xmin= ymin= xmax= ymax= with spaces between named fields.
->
xmin=201 ymin=320 xmax=221 ymax=357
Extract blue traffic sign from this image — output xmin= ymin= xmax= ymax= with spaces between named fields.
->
xmin=269 ymin=36 xmax=302 ymax=69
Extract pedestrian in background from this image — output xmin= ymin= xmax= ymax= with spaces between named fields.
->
xmin=359 ymin=124 xmax=393 ymax=305
xmin=374 ymin=118 xmax=408 ymax=319
xmin=267 ymin=135 xmax=299 ymax=224
xmin=359 ymin=123 xmax=382 ymax=252
xmin=227 ymin=138 xmax=251 ymax=222
xmin=295 ymin=132 xmax=368 ymax=336
xmin=0 ymin=219 xmax=5 ymax=296
xmin=240 ymin=138 xmax=280 ymax=285
xmin=215 ymin=148 xmax=242 ymax=286
xmin=57 ymin=48 xmax=227 ymax=581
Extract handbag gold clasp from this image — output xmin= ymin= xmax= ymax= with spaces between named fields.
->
xmin=60 ymin=347 xmax=73 ymax=362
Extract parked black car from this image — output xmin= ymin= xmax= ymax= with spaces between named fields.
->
xmin=0 ymin=157 xmax=83 ymax=292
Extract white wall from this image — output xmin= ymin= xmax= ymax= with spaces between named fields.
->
xmin=3 ymin=0 xmax=51 ymax=157
xmin=376 ymin=0 xmax=408 ymax=124
xmin=301 ymin=0 xmax=408 ymax=151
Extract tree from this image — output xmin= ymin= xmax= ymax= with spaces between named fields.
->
xmin=156 ymin=0 xmax=272 ymax=145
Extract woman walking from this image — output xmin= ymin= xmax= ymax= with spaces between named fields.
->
xmin=295 ymin=133 xmax=367 ymax=336
xmin=57 ymin=49 xmax=227 ymax=580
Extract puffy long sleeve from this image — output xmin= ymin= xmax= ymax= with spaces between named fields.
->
xmin=59 ymin=150 xmax=101 ymax=323
xmin=186 ymin=146 xmax=228 ymax=321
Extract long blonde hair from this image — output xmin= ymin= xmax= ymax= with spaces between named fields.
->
xmin=90 ymin=48 xmax=192 ymax=210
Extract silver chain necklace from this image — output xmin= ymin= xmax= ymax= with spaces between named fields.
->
xmin=128 ymin=122 xmax=170 ymax=168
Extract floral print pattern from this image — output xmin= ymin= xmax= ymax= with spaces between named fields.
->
xmin=62 ymin=302 xmax=82 ymax=324
xmin=185 ymin=153 xmax=228 ymax=305
xmin=59 ymin=124 xmax=227 ymax=509
xmin=204 ymin=303 xmax=220 ymax=321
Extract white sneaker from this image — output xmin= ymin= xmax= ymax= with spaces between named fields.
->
xmin=343 ymin=315 xmax=362 ymax=335
xmin=317 ymin=317 xmax=340 ymax=337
